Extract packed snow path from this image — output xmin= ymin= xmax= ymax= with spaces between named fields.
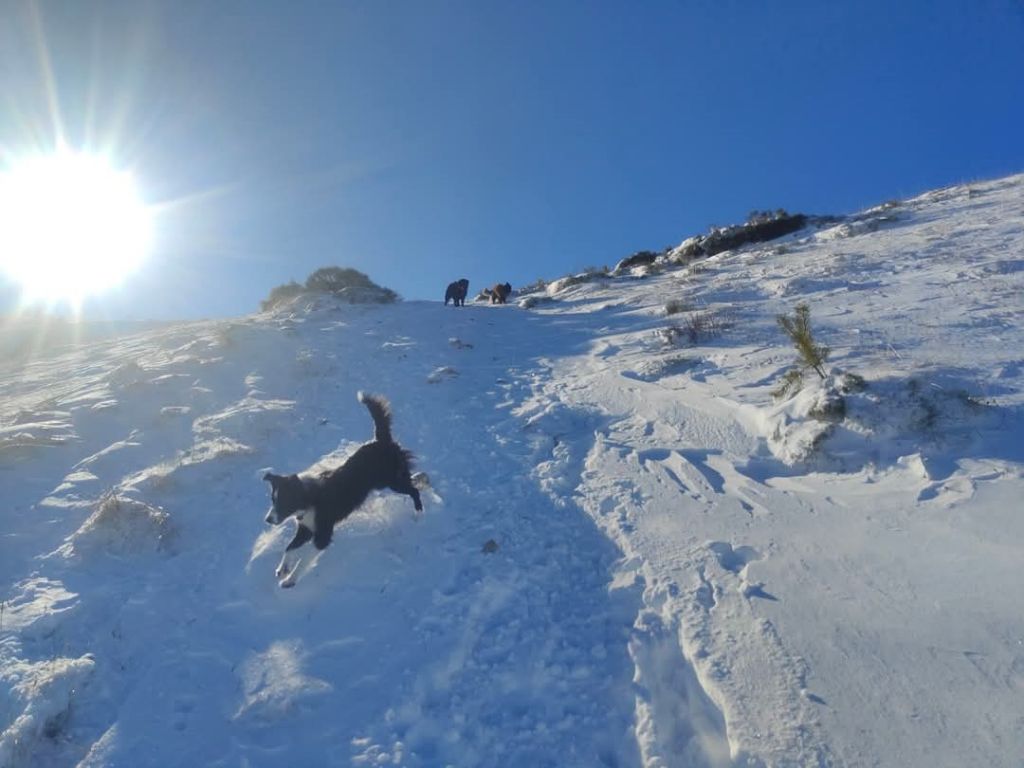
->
xmin=3 ymin=174 xmax=1024 ymax=767
xmin=2 ymin=304 xmax=661 ymax=767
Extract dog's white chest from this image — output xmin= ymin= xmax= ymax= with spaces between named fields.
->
xmin=296 ymin=508 xmax=316 ymax=531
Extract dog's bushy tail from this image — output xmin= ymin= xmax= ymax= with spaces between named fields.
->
xmin=358 ymin=392 xmax=393 ymax=443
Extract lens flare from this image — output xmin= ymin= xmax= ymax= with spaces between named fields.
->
xmin=0 ymin=150 xmax=151 ymax=306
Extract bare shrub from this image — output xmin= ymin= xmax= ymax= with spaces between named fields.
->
xmin=658 ymin=309 xmax=727 ymax=347
xmin=664 ymin=299 xmax=688 ymax=316
xmin=520 ymin=277 xmax=548 ymax=294
xmin=682 ymin=310 xmax=727 ymax=344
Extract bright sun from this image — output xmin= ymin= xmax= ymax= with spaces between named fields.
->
xmin=0 ymin=150 xmax=151 ymax=306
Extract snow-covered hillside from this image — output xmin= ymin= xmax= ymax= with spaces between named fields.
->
xmin=2 ymin=174 xmax=1023 ymax=767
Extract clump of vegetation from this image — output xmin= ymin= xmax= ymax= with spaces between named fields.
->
xmin=683 ymin=261 xmax=707 ymax=279
xmin=305 ymin=267 xmax=371 ymax=294
xmin=682 ymin=310 xmax=727 ymax=344
xmin=613 ymin=250 xmax=661 ymax=274
xmin=520 ymin=277 xmax=548 ymax=294
xmin=261 ymin=267 xmax=398 ymax=311
xmin=659 ymin=309 xmax=727 ymax=347
xmin=261 ymin=281 xmax=304 ymax=311
xmin=672 ymin=211 xmax=809 ymax=263
xmin=839 ymin=372 xmax=867 ymax=393
xmin=773 ymin=303 xmax=830 ymax=398
xmin=747 ymin=208 xmax=792 ymax=225
xmin=906 ymin=379 xmax=940 ymax=431
xmin=807 ymin=393 xmax=846 ymax=422
xmin=664 ymin=298 xmax=688 ymax=316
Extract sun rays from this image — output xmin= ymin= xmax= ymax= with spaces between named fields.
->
xmin=0 ymin=149 xmax=152 ymax=308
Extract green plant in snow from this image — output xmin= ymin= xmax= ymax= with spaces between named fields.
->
xmin=774 ymin=302 xmax=830 ymax=398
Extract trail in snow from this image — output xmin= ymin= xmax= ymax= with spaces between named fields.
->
xmin=513 ymin=174 xmax=1024 ymax=767
xmin=1 ymin=301 xmax=664 ymax=768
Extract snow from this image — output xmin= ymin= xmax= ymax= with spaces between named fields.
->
xmin=2 ymin=173 xmax=1024 ymax=766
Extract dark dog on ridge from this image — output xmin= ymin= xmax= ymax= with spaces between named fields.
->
xmin=490 ymin=282 xmax=512 ymax=304
xmin=444 ymin=278 xmax=469 ymax=306
xmin=263 ymin=392 xmax=422 ymax=588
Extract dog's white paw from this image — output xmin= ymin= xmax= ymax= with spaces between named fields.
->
xmin=275 ymin=562 xmax=290 ymax=579
xmin=279 ymin=577 xmax=296 ymax=589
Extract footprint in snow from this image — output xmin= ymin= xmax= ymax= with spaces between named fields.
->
xmin=707 ymin=541 xmax=777 ymax=601
xmin=427 ymin=366 xmax=459 ymax=384
xmin=707 ymin=541 xmax=761 ymax=574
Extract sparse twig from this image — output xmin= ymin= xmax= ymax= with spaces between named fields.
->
xmin=683 ymin=309 xmax=726 ymax=344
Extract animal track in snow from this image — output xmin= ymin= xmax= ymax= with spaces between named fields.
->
xmin=636 ymin=448 xmax=725 ymax=501
xmin=705 ymin=541 xmax=776 ymax=601
xmin=707 ymin=541 xmax=761 ymax=574
xmin=636 ymin=448 xmax=690 ymax=494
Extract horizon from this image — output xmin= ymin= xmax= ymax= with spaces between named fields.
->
xmin=2 ymin=0 xmax=1023 ymax=321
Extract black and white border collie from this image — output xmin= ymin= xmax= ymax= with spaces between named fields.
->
xmin=263 ymin=392 xmax=422 ymax=588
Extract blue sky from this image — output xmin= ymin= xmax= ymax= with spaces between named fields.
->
xmin=2 ymin=0 xmax=1023 ymax=320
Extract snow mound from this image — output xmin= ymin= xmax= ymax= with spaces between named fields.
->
xmin=427 ymin=365 xmax=459 ymax=383
xmin=234 ymin=640 xmax=332 ymax=722
xmin=621 ymin=354 xmax=701 ymax=382
xmin=0 ymin=412 xmax=76 ymax=457
xmin=545 ymin=271 xmax=607 ymax=294
xmin=760 ymin=367 xmax=1009 ymax=469
xmin=759 ymin=374 xmax=848 ymax=464
xmin=57 ymin=493 xmax=175 ymax=559
xmin=0 ymin=655 xmax=95 ymax=768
